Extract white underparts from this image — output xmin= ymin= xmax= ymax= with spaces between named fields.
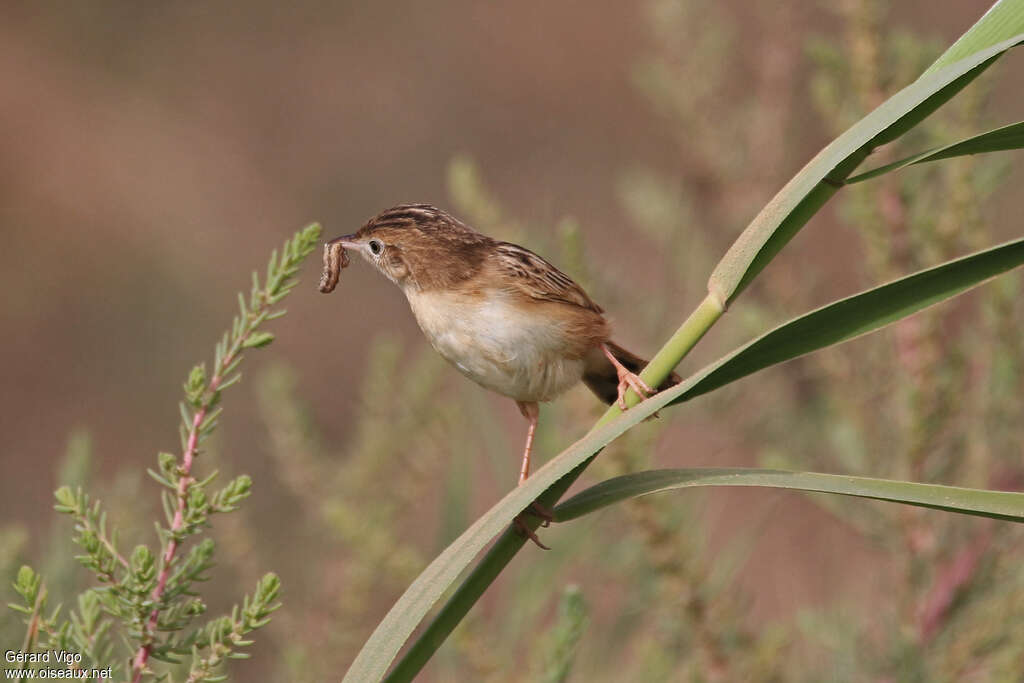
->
xmin=405 ymin=288 xmax=584 ymax=402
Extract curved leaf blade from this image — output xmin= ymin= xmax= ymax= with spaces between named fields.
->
xmin=342 ymin=236 xmax=1024 ymax=682
xmin=554 ymin=468 xmax=1024 ymax=523
xmin=675 ymin=236 xmax=1024 ymax=405
xmin=926 ymin=0 xmax=1024 ymax=73
xmin=708 ymin=33 xmax=1023 ymax=306
xmin=847 ymin=120 xmax=1024 ymax=183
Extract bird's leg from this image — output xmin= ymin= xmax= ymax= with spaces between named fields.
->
xmin=517 ymin=400 xmax=539 ymax=485
xmin=513 ymin=400 xmax=552 ymax=549
xmin=601 ymin=343 xmax=655 ymax=410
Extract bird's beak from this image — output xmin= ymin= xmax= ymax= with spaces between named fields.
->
xmin=328 ymin=233 xmax=361 ymax=252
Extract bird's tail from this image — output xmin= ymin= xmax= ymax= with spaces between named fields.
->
xmin=582 ymin=341 xmax=681 ymax=406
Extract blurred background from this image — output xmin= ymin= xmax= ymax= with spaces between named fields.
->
xmin=2 ymin=0 xmax=1023 ymax=680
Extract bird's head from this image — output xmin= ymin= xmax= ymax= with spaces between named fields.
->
xmin=331 ymin=204 xmax=491 ymax=290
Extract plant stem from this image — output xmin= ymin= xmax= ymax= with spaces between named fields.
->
xmin=130 ymin=330 xmax=254 ymax=682
xmin=77 ymin=509 xmax=130 ymax=570
xmin=383 ymin=293 xmax=724 ymax=683
xmin=19 ymin=582 xmax=46 ymax=680
xmin=600 ymin=293 xmax=725 ymax=424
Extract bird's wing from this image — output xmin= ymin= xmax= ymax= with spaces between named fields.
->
xmin=490 ymin=241 xmax=603 ymax=313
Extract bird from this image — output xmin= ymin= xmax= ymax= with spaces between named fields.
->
xmin=325 ymin=204 xmax=679 ymax=546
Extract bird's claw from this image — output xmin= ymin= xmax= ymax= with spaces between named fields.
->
xmin=529 ymin=500 xmax=553 ymax=526
xmin=615 ymin=370 xmax=654 ymax=410
xmin=513 ymin=501 xmax=554 ymax=549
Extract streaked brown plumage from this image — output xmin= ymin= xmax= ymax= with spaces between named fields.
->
xmin=328 ymin=204 xmax=679 ymax=546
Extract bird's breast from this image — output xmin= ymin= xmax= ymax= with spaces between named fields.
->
xmin=404 ymin=288 xmax=587 ymax=402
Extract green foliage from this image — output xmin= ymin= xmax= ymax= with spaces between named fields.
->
xmin=666 ymin=237 xmax=1024 ymax=407
xmin=7 ymin=224 xmax=319 ymax=682
xmin=846 ymin=119 xmax=1024 ymax=183
xmin=8 ymin=565 xmax=114 ymax=676
xmin=184 ymin=574 xmax=282 ymax=683
xmin=708 ymin=34 xmax=1021 ymax=306
xmin=555 ymin=469 xmax=1024 ymax=523
xmin=925 ymin=0 xmax=1024 ymax=71
xmin=769 ymin=2 xmax=1024 ymax=678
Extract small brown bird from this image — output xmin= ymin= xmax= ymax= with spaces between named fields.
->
xmin=328 ymin=204 xmax=678 ymax=543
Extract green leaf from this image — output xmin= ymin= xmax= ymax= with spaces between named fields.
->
xmin=846 ymin=120 xmax=1024 ymax=183
xmin=344 ymin=237 xmax=1024 ymax=682
xmin=15 ymin=565 xmax=39 ymax=596
xmin=925 ymin=0 xmax=1024 ymax=73
xmin=554 ymin=469 xmax=1024 ymax=523
xmin=241 ymin=331 xmax=275 ymax=349
xmin=672 ymin=236 xmax=1024 ymax=405
xmin=707 ymin=31 xmax=1024 ymax=306
xmin=54 ymin=486 xmax=76 ymax=511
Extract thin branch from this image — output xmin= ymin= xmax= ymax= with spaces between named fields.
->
xmin=18 ymin=581 xmax=46 ymax=679
xmin=78 ymin=515 xmax=129 ymax=571
xmin=129 ymin=224 xmax=319 ymax=682
xmin=131 ymin=334 xmax=246 ymax=682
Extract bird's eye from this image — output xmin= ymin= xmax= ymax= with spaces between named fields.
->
xmin=368 ymin=240 xmax=382 ymax=256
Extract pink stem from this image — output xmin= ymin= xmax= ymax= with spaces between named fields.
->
xmin=130 ymin=344 xmax=239 ymax=683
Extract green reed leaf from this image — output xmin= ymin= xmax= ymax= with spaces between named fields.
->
xmin=554 ymin=469 xmax=1024 ymax=523
xmin=671 ymin=237 xmax=1024 ymax=405
xmin=925 ymin=0 xmax=1024 ymax=73
xmin=846 ymin=120 xmax=1024 ymax=183
xmin=707 ymin=28 xmax=1023 ymax=307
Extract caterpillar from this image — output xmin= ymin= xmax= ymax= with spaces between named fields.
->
xmin=318 ymin=241 xmax=349 ymax=293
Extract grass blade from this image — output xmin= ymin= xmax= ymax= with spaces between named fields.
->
xmin=554 ymin=469 xmax=1024 ymax=523
xmin=847 ymin=120 xmax=1024 ymax=183
xmin=673 ymin=236 xmax=1024 ymax=405
xmin=707 ymin=31 xmax=1023 ymax=307
xmin=926 ymin=0 xmax=1024 ymax=73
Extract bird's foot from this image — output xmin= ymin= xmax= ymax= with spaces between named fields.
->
xmin=513 ymin=501 xmax=553 ymax=550
xmin=614 ymin=368 xmax=654 ymax=411
xmin=601 ymin=342 xmax=656 ymax=411
xmin=529 ymin=500 xmax=553 ymax=526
